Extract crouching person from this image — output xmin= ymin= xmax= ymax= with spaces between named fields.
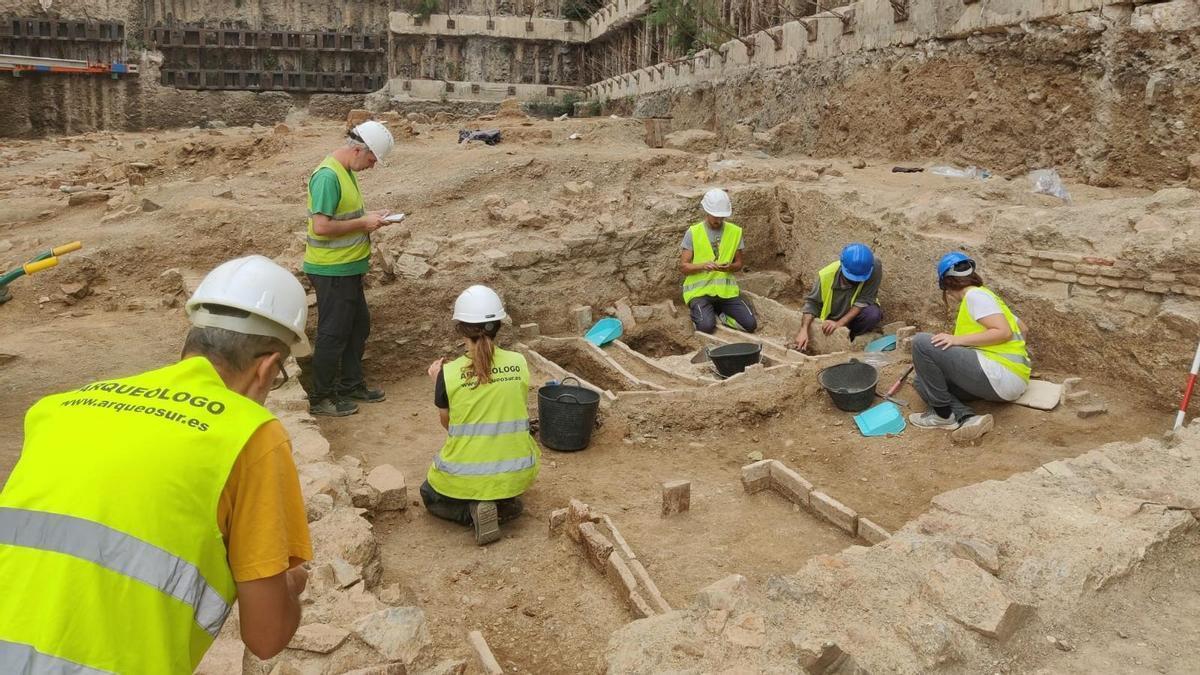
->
xmin=422 ymin=285 xmax=540 ymax=545
xmin=909 ymin=252 xmax=1031 ymax=443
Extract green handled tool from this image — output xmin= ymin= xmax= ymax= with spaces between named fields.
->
xmin=0 ymin=241 xmax=83 ymax=305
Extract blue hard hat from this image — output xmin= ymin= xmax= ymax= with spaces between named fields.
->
xmin=937 ymin=251 xmax=975 ymax=288
xmin=840 ymin=243 xmax=874 ymax=282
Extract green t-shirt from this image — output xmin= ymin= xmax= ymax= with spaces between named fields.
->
xmin=304 ymin=167 xmax=370 ymax=277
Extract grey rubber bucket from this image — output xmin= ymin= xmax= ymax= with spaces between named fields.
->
xmin=537 ymin=377 xmax=600 ymax=452
xmin=707 ymin=342 xmax=762 ymax=378
xmin=818 ymin=358 xmax=879 ymax=412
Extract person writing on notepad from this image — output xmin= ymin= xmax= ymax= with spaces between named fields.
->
xmin=303 ymin=120 xmax=400 ymax=417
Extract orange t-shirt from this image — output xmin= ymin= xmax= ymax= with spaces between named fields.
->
xmin=217 ymin=419 xmax=313 ymax=583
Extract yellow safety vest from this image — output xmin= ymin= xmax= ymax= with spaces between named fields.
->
xmin=303 ymin=156 xmax=371 ymax=274
xmin=817 ymin=261 xmax=865 ymax=321
xmin=954 ymin=286 xmax=1031 ymax=381
xmin=427 ymin=348 xmax=540 ymax=501
xmin=0 ymin=357 xmax=275 ymax=674
xmin=681 ymin=222 xmax=742 ymax=304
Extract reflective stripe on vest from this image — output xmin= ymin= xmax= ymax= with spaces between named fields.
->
xmin=681 ymin=222 xmax=742 ymax=304
xmin=817 ymin=262 xmax=863 ymax=321
xmin=433 ymin=454 xmax=538 ymax=476
xmin=448 ymin=420 xmax=531 ymax=437
xmin=426 ymin=348 xmax=540 ymax=502
xmin=0 ymin=639 xmax=113 ymax=675
xmin=953 ymin=286 xmax=1032 ymax=381
xmin=304 ymin=156 xmax=371 ymax=268
xmin=0 ymin=357 xmax=275 ymax=674
xmin=306 ymin=233 xmax=369 ymax=249
xmin=0 ymin=508 xmax=229 ymax=637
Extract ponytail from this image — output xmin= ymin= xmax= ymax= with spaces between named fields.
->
xmin=457 ymin=321 xmax=500 ymax=387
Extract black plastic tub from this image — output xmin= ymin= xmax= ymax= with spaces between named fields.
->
xmin=818 ymin=358 xmax=879 ymax=412
xmin=537 ymin=377 xmax=601 ymax=452
xmin=708 ymin=342 xmax=762 ymax=378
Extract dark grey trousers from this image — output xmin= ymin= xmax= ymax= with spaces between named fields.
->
xmin=688 ymin=295 xmax=758 ymax=334
xmin=911 ymin=332 xmax=1005 ymax=421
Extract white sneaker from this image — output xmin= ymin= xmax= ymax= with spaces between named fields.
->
xmin=909 ymin=411 xmax=958 ymax=429
xmin=951 ymin=414 xmax=994 ymax=443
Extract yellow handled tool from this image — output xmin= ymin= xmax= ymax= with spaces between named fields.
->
xmin=52 ymin=241 xmax=83 ymax=257
xmin=23 ymin=257 xmax=59 ymax=275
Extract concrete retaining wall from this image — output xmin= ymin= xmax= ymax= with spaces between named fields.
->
xmin=384 ymin=77 xmax=581 ymax=103
xmin=389 ymin=12 xmax=586 ymax=42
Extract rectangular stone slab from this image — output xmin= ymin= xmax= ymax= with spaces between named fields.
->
xmin=1014 ymin=379 xmax=1062 ymax=411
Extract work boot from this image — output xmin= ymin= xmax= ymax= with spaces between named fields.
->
xmin=469 ymin=501 xmax=501 ymax=545
xmin=908 ymin=410 xmax=957 ymax=429
xmin=951 ymin=414 xmax=994 ymax=443
xmin=497 ymin=498 xmax=524 ymax=524
xmin=340 ymin=385 xmax=387 ymax=403
xmin=309 ymin=397 xmax=359 ymax=417
xmin=717 ymin=313 xmax=745 ymax=331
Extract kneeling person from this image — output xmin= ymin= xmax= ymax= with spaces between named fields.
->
xmin=792 ymin=243 xmax=883 ymax=352
xmin=422 ymin=285 xmax=540 ymax=545
xmin=680 ymin=188 xmax=758 ymax=334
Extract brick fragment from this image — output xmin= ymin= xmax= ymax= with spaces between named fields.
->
xmin=809 ymin=491 xmax=858 ymax=535
xmin=628 ymin=559 xmax=671 ymax=613
xmin=577 ymin=522 xmax=614 ymax=572
xmin=629 ymin=591 xmax=655 ymax=618
xmin=1028 ymin=268 xmax=1055 ymax=280
xmin=1008 ymin=256 xmax=1033 ymax=267
xmin=567 ymin=498 xmax=592 ymax=542
xmin=1077 ymin=276 xmax=1098 ymax=286
xmin=1076 ymin=264 xmax=1101 ymax=276
xmin=661 ymin=480 xmax=691 ymax=516
xmin=1098 ymin=277 xmax=1122 ymax=288
xmin=741 ymin=459 xmax=774 ymax=494
xmin=769 ymin=462 xmax=813 ymax=506
xmin=1149 ymin=272 xmax=1177 ymax=283
xmin=1052 ymin=273 xmax=1078 ymax=283
xmin=607 ymin=552 xmax=638 ymax=595
xmin=1051 ymin=261 xmax=1075 ymax=272
xmin=1120 ymin=279 xmax=1144 ymax=290
xmin=548 ymin=508 xmax=567 ymax=536
xmin=858 ymin=517 xmax=890 ymax=544
xmin=1099 ymin=267 xmax=1124 ymax=278
xmin=1143 ymin=283 xmax=1169 ymax=294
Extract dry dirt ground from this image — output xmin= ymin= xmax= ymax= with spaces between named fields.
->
xmin=0 ymin=113 xmax=1191 ymax=671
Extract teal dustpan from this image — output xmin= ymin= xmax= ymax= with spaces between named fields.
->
xmin=854 ymin=401 xmax=906 ymax=437
xmin=584 ymin=317 xmax=623 ymax=347
xmin=865 ymin=334 xmax=897 ymax=352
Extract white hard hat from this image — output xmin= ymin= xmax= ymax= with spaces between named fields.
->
xmin=452 ymin=285 xmax=507 ymax=324
xmin=186 ymin=255 xmax=312 ymax=357
xmin=351 ymin=120 xmax=394 ymax=163
xmin=701 ymin=188 xmax=732 ymax=218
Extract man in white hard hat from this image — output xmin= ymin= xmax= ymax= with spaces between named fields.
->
xmin=304 ymin=119 xmax=397 ymax=417
xmin=0 ymin=255 xmax=313 ymax=673
xmin=680 ymin=188 xmax=758 ymax=334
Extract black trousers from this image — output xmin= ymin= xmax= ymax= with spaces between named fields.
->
xmin=307 ymin=273 xmax=370 ymax=401
xmin=419 ymin=480 xmax=522 ymax=527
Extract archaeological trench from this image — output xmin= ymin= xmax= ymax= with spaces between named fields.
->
xmin=3 ymin=0 xmax=1200 ymax=673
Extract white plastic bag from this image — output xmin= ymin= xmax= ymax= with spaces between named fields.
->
xmin=1029 ymin=168 xmax=1071 ymax=202
xmin=931 ymin=165 xmax=991 ymax=179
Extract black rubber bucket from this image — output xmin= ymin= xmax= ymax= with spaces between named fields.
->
xmin=708 ymin=342 xmax=762 ymax=378
xmin=537 ymin=377 xmax=601 ymax=452
xmin=818 ymin=358 xmax=879 ymax=412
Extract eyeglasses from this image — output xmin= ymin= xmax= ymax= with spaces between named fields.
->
xmin=256 ymin=352 xmax=290 ymax=391
xmin=272 ymin=362 xmax=289 ymax=391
